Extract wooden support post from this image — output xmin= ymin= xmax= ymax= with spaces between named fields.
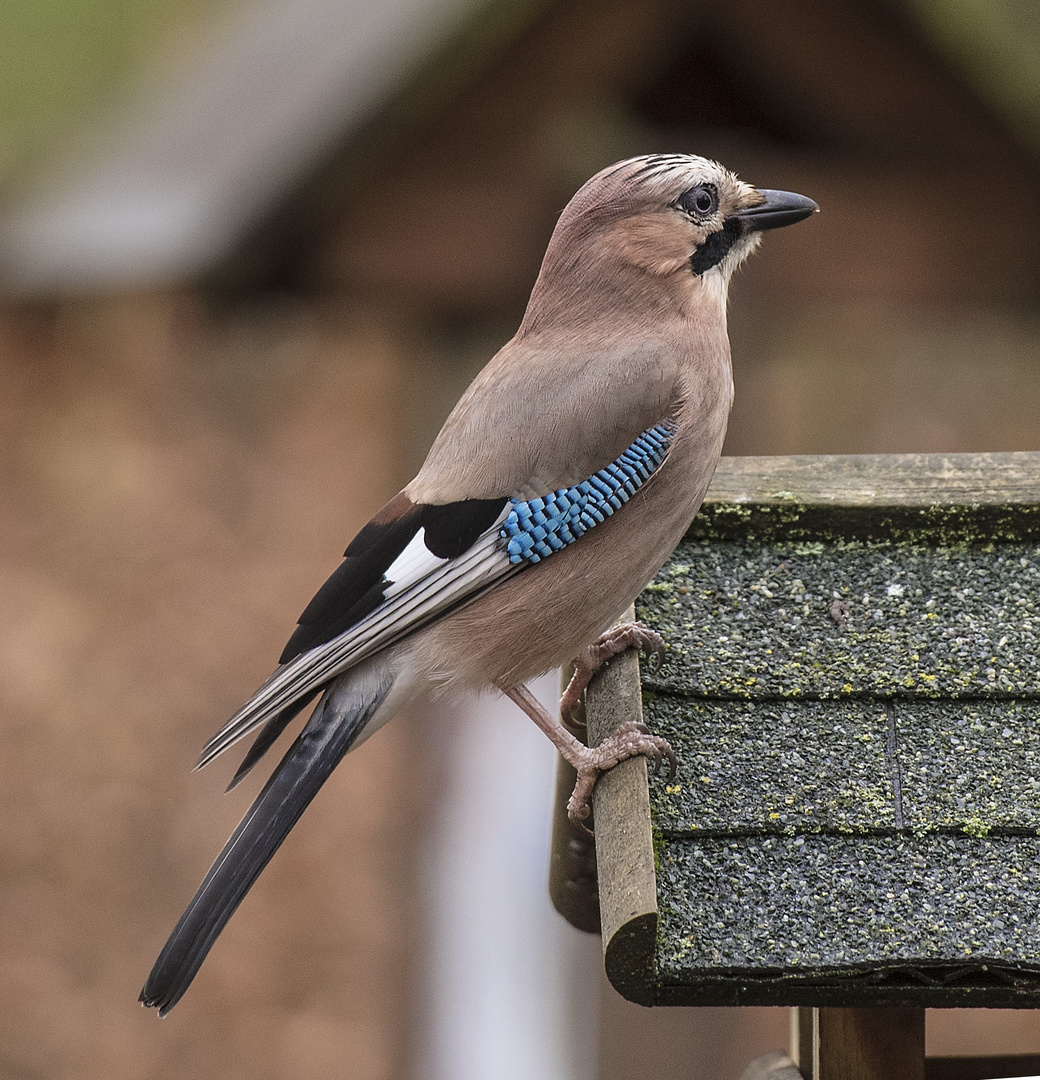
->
xmin=546 ymin=665 xmax=600 ymax=934
xmin=791 ymin=1007 xmax=816 ymax=1079
xmin=791 ymin=1008 xmax=924 ymax=1080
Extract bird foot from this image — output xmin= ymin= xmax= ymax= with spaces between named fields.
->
xmin=566 ymin=721 xmax=676 ymax=830
xmin=560 ymin=621 xmax=666 ymax=728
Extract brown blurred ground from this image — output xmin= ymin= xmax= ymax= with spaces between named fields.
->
xmin=0 ymin=295 xmax=426 ymax=1079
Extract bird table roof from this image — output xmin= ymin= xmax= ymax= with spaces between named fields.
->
xmin=572 ymin=451 xmax=1040 ymax=1007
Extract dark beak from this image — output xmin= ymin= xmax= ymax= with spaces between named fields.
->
xmin=738 ymin=189 xmax=818 ymax=232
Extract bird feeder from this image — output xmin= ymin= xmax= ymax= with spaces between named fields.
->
xmin=550 ymin=452 xmax=1040 ymax=1078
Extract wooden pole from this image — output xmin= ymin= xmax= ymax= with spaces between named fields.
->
xmin=791 ymin=1007 xmax=816 ymax=1078
xmin=546 ymin=664 xmax=600 ymax=933
xmin=792 ymin=1008 xmax=924 ymax=1080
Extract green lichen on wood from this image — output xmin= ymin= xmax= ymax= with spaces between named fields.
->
xmin=687 ymin=502 xmax=1040 ymax=544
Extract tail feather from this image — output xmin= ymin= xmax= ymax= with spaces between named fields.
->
xmin=140 ymin=667 xmax=393 ymax=1016
xmin=225 ymin=690 xmax=320 ymax=792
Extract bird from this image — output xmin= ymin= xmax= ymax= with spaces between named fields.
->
xmin=140 ymin=153 xmax=817 ymax=1015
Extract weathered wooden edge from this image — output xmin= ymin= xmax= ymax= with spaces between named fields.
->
xmin=584 ymin=607 xmax=659 ymax=1006
xmin=706 ymin=451 xmax=1040 ymax=507
xmin=649 ymin=976 xmax=1040 ymax=1009
xmin=547 ymin=757 xmax=600 ymax=932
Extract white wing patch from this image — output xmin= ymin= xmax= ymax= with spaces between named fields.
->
xmin=197 ymin=506 xmax=515 ymax=767
xmin=382 ymin=529 xmax=447 ymax=598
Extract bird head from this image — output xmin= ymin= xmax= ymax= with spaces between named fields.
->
xmin=526 ymin=154 xmax=817 ymax=324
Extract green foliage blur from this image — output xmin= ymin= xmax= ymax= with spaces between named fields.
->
xmin=0 ymin=0 xmax=213 ymax=187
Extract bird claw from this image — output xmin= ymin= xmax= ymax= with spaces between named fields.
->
xmin=560 ymin=622 xmax=667 ymax=727
xmin=565 ymin=720 xmax=676 ymax=829
xmin=652 ymin=743 xmax=677 ymax=781
xmin=664 ymin=745 xmax=677 ymax=780
xmin=642 ymin=636 xmax=667 ymax=673
xmin=566 ymin=773 xmax=597 ymax=835
xmin=601 ymin=621 xmax=667 ymax=672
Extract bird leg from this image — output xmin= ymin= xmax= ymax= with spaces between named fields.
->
xmin=501 ymin=681 xmax=674 ymax=830
xmin=560 ymin=621 xmax=666 ymax=728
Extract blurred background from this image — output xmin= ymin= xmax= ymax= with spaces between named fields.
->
xmin=1 ymin=0 xmax=1040 ymax=1077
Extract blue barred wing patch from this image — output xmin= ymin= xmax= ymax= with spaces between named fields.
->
xmin=501 ymin=422 xmax=675 ymax=564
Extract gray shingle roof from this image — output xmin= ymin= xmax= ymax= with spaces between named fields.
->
xmin=577 ymin=452 xmax=1040 ymax=1007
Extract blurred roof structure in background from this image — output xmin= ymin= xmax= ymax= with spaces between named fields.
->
xmin=2 ymin=0 xmax=1040 ymax=297
xmin=0 ymin=0 xmax=506 ymax=292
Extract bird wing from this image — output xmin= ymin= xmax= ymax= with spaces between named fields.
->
xmin=406 ymin=334 xmax=681 ymax=504
xmin=197 ymin=502 xmax=514 ymax=768
xmin=196 ymin=421 xmax=677 ymax=771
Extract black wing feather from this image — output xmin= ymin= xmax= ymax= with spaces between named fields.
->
xmin=421 ymin=497 xmax=506 ymax=558
xmin=279 ymin=494 xmax=506 ymax=664
xmin=279 ymin=495 xmax=422 ymax=663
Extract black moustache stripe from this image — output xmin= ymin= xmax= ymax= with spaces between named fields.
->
xmin=691 ymin=218 xmax=743 ymax=275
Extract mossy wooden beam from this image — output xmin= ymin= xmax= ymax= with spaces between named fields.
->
xmin=582 ymin=607 xmax=659 ymax=1005
xmin=704 ymin=452 xmax=1040 ymax=507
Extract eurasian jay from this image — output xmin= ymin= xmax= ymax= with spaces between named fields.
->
xmin=140 ymin=153 xmax=817 ymax=1014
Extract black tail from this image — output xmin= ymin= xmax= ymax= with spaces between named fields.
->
xmin=140 ymin=669 xmax=392 ymax=1015
xmin=226 ymin=690 xmax=320 ymax=792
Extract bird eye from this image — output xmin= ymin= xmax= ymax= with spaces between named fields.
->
xmin=679 ymin=185 xmax=718 ymax=217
